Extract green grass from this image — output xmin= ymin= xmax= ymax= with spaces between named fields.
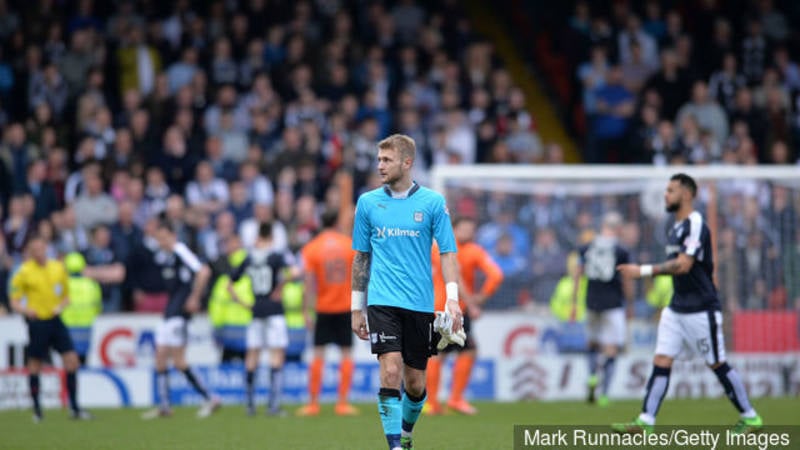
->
xmin=0 ymin=398 xmax=798 ymax=450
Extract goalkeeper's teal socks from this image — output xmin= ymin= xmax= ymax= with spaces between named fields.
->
xmin=401 ymin=389 xmax=426 ymax=438
xmin=378 ymin=388 xmax=402 ymax=449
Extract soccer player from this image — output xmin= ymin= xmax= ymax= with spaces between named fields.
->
xmin=10 ymin=235 xmax=92 ymax=422
xmin=613 ymin=173 xmax=762 ymax=434
xmin=426 ymin=216 xmax=503 ymax=416
xmin=351 ymin=134 xmax=463 ymax=450
xmin=229 ymin=222 xmax=299 ymax=417
xmin=296 ymin=210 xmax=359 ymax=417
xmin=573 ymin=212 xmax=632 ymax=407
xmin=142 ymin=219 xmax=220 ymax=419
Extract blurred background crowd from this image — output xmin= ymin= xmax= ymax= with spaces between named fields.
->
xmin=0 ymin=0 xmax=545 ymax=314
xmin=0 ymin=0 xmax=797 ymax=317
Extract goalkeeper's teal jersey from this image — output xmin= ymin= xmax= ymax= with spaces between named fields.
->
xmin=353 ymin=183 xmax=457 ymax=313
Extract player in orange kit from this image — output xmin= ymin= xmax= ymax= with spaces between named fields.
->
xmin=296 ymin=210 xmax=359 ymax=416
xmin=427 ymin=216 xmax=503 ymax=415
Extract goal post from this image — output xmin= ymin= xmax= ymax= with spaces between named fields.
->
xmin=431 ymin=164 xmax=800 ymax=353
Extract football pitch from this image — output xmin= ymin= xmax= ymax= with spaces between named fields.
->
xmin=0 ymin=398 xmax=797 ymax=450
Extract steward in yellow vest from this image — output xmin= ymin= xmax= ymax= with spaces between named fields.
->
xmin=281 ymin=280 xmax=305 ymax=362
xmin=208 ymin=247 xmax=254 ymax=362
xmin=61 ymin=253 xmax=102 ymax=364
xmin=551 ymin=252 xmax=588 ymax=322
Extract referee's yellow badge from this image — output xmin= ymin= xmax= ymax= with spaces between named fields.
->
xmin=54 ymin=284 xmax=63 ymax=296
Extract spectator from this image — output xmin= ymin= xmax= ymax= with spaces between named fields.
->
xmin=226 ymin=181 xmax=253 ymax=226
xmin=198 ymin=210 xmax=237 ymax=262
xmin=0 ymin=123 xmax=40 ymax=193
xmin=117 ymin=25 xmax=162 ymax=97
xmin=3 ymin=193 xmax=34 ymax=258
xmin=643 ymin=49 xmax=690 ymax=121
xmin=488 ymin=233 xmax=527 ymax=278
xmin=166 ymin=47 xmax=199 ymax=94
xmin=239 ymin=161 xmax=274 ymax=207
xmin=618 ymin=15 xmax=658 ymax=68
xmin=741 ymin=18 xmax=769 ymax=86
xmin=240 ymin=203 xmax=288 ymax=251
xmin=157 ymin=126 xmax=196 ymax=193
xmin=84 ymin=225 xmax=125 ymax=312
xmin=530 ymin=227 xmax=568 ymax=304
xmin=58 ymin=29 xmax=95 ymax=95
xmin=588 ymin=66 xmax=635 ymax=163
xmin=216 ymin=110 xmax=249 ymax=165
xmin=162 ymin=194 xmax=191 ymax=245
xmin=676 ymin=80 xmax=729 ymax=146
xmin=22 ymin=159 xmax=58 ymax=222
xmin=773 ymin=47 xmax=800 ymax=93
xmin=620 ymin=41 xmax=657 ymax=94
xmin=110 ymin=200 xmax=142 ymax=266
xmin=729 ymin=88 xmax=768 ymax=154
xmin=186 ymin=160 xmax=230 ymax=216
xmin=505 ymin=112 xmax=543 ymax=163
xmin=708 ymin=53 xmax=746 ymax=113
xmin=72 ymin=171 xmax=119 ymax=229
xmin=54 ymin=205 xmax=89 ymax=254
xmin=28 ymin=61 xmax=69 ymax=120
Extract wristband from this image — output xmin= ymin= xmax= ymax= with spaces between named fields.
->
xmin=640 ymin=265 xmax=653 ymax=277
xmin=446 ymin=282 xmax=459 ymax=302
xmin=351 ymin=291 xmax=365 ymax=311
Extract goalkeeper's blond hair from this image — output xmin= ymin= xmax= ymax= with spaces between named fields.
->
xmin=378 ymin=134 xmax=416 ymax=164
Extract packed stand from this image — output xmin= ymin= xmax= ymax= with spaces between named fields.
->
xmin=465 ymin=0 xmax=800 ymax=311
xmin=0 ymin=0 xmax=550 ymax=314
xmin=559 ymin=0 xmax=800 ymax=166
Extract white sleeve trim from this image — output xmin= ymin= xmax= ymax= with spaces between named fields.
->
xmin=173 ymin=242 xmax=203 ymax=272
xmin=683 ymin=211 xmax=703 ymax=256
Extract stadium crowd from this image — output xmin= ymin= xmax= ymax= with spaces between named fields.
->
xmin=0 ymin=0 xmax=556 ymax=314
xmin=0 ymin=0 xmax=796 ymax=318
xmin=451 ymin=0 xmax=800 ymax=312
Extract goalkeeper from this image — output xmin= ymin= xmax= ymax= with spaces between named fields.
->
xmin=351 ymin=134 xmax=462 ymax=450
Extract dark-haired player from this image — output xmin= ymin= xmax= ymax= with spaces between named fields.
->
xmin=574 ymin=211 xmax=632 ymax=407
xmin=142 ymin=220 xmax=220 ymax=419
xmin=613 ymin=173 xmax=762 ymax=434
xmin=229 ymin=222 xmax=300 ymax=416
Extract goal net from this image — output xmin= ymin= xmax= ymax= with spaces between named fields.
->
xmin=432 ymin=165 xmax=800 ymax=353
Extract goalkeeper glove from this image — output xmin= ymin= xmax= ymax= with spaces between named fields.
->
xmin=433 ymin=311 xmax=467 ymax=351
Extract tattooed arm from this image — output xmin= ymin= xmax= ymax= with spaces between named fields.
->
xmin=617 ymin=253 xmax=694 ymax=279
xmin=351 ymin=251 xmax=372 ymax=295
xmin=351 ymin=251 xmax=372 ymax=339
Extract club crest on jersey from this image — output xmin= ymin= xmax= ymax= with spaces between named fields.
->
xmin=414 ymin=211 xmax=423 ymax=222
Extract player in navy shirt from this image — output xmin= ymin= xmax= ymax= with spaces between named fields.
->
xmin=142 ymin=218 xmax=220 ymax=420
xmin=614 ymin=173 xmax=762 ymax=434
xmin=229 ymin=222 xmax=300 ymax=416
xmin=574 ymin=212 xmax=632 ymax=407
xmin=351 ymin=134 xmax=461 ymax=450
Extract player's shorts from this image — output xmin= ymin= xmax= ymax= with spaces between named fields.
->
xmin=155 ymin=316 xmax=188 ymax=347
xmin=654 ymin=307 xmax=726 ymax=365
xmin=314 ymin=312 xmax=353 ymax=347
xmin=440 ymin=313 xmax=475 ymax=353
xmin=27 ymin=317 xmax=75 ymax=359
xmin=246 ymin=315 xmax=289 ymax=350
xmin=586 ymin=307 xmax=626 ymax=347
xmin=367 ymin=305 xmax=435 ymax=370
